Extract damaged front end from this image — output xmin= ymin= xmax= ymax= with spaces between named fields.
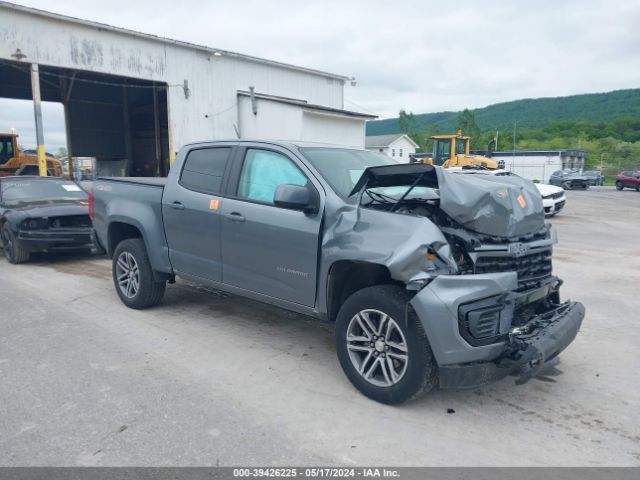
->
xmin=341 ymin=163 xmax=585 ymax=388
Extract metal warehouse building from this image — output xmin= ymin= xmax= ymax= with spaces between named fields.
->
xmin=0 ymin=1 xmax=373 ymax=176
xmin=472 ymin=149 xmax=588 ymax=183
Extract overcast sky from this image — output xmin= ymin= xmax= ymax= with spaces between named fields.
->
xmin=2 ymin=0 xmax=640 ymax=150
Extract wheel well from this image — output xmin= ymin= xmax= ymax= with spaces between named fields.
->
xmin=326 ymin=261 xmax=399 ymax=322
xmin=108 ymin=222 xmax=142 ymax=256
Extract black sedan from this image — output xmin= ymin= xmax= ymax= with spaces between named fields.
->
xmin=548 ymin=170 xmax=590 ymax=190
xmin=582 ymin=170 xmax=604 ymax=186
xmin=0 ymin=176 xmax=93 ymax=264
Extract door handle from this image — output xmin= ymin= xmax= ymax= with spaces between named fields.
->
xmin=169 ymin=201 xmax=185 ymax=210
xmin=225 ymin=212 xmax=246 ymax=222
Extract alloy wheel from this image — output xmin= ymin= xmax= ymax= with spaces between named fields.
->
xmin=346 ymin=309 xmax=409 ymax=387
xmin=115 ymin=251 xmax=140 ymax=298
xmin=1 ymin=228 xmax=13 ymax=261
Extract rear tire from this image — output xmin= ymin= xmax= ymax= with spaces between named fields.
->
xmin=335 ymin=285 xmax=438 ymax=405
xmin=112 ymin=238 xmax=166 ymax=309
xmin=616 ymin=181 xmax=624 ymax=191
xmin=1 ymin=223 xmax=30 ymax=264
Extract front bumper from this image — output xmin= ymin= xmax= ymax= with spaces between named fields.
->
xmin=17 ymin=228 xmax=94 ymax=252
xmin=438 ymin=301 xmax=584 ymax=388
xmin=542 ymin=196 xmax=566 ymax=215
xmin=410 ymin=272 xmax=585 ymax=388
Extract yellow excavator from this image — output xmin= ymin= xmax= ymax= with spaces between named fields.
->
xmin=0 ymin=132 xmax=63 ymax=177
xmin=413 ymin=130 xmax=504 ymax=170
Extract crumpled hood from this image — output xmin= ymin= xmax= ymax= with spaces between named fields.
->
xmin=435 ymin=168 xmax=545 ymax=238
xmin=351 ymin=163 xmax=545 ymax=238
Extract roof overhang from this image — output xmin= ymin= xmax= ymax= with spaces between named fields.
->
xmin=237 ymin=90 xmax=377 ymax=119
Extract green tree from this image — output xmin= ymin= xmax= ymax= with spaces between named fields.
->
xmin=398 ymin=109 xmax=416 ymax=137
xmin=456 ymin=109 xmax=481 ymax=148
xmin=55 ymin=147 xmax=68 ymax=159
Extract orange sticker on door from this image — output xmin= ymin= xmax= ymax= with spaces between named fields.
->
xmin=209 ymin=199 xmax=219 ymax=210
xmin=517 ymin=194 xmax=527 ymax=208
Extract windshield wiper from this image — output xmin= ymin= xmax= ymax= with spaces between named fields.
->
xmin=390 ymin=171 xmax=427 ymax=212
xmin=365 ymin=190 xmax=396 ymax=204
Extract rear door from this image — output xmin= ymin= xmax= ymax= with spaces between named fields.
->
xmin=220 ymin=145 xmax=323 ymax=307
xmin=162 ymin=145 xmax=234 ymax=282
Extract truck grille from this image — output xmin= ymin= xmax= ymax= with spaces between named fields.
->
xmin=474 ymin=249 xmax=553 ymax=285
xmin=49 ymin=215 xmax=92 ymax=229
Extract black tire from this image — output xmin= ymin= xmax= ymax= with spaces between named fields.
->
xmin=335 ymin=285 xmax=438 ymax=405
xmin=616 ymin=181 xmax=624 ymax=191
xmin=1 ymin=223 xmax=30 ymax=264
xmin=562 ymin=182 xmax=571 ymax=190
xmin=112 ymin=238 xmax=166 ymax=309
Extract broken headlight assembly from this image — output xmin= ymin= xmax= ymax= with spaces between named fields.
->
xmin=21 ymin=218 xmax=49 ymax=230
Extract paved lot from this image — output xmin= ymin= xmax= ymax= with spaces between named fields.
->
xmin=1 ymin=187 xmax=639 ymax=466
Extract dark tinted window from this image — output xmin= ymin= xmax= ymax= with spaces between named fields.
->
xmin=180 ymin=147 xmax=231 ymax=194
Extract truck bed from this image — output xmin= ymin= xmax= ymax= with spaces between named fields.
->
xmin=92 ymin=176 xmax=172 ymax=275
xmin=97 ymin=177 xmax=167 ymax=187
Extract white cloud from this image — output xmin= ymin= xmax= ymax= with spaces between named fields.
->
xmin=1 ymin=0 xmax=638 ymax=147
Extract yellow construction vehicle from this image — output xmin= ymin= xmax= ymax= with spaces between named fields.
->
xmin=414 ymin=130 xmax=504 ymax=169
xmin=0 ymin=132 xmax=63 ymax=177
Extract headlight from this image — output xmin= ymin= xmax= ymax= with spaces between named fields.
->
xmin=21 ymin=218 xmax=49 ymax=230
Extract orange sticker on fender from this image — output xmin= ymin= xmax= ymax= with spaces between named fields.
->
xmin=517 ymin=194 xmax=527 ymax=208
xmin=209 ymin=199 xmax=219 ymax=210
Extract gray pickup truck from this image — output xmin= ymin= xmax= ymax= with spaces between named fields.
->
xmin=92 ymin=140 xmax=585 ymax=404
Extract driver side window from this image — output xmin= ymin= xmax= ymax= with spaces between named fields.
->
xmin=237 ymin=149 xmax=307 ymax=205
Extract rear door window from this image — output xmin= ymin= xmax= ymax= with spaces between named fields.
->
xmin=180 ymin=147 xmax=231 ymax=194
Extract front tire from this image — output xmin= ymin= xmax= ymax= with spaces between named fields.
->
xmin=562 ymin=181 xmax=572 ymax=190
xmin=335 ymin=285 xmax=437 ymax=404
xmin=1 ymin=223 xmax=30 ymax=264
xmin=616 ymin=181 xmax=624 ymax=191
xmin=112 ymin=238 xmax=166 ymax=309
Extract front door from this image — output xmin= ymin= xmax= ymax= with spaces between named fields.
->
xmin=220 ymin=147 xmax=322 ymax=307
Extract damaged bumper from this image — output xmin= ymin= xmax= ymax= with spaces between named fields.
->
xmin=17 ymin=228 xmax=94 ymax=252
xmin=409 ymin=272 xmax=585 ymax=389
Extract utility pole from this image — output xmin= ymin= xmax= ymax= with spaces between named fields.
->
xmin=30 ymin=64 xmax=47 ymax=177
xmin=512 ymin=120 xmax=517 ymax=169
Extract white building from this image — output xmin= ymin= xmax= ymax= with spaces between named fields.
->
xmin=0 ymin=2 xmax=374 ymax=176
xmin=485 ymin=150 xmax=587 ymax=183
xmin=365 ymin=134 xmax=418 ymax=162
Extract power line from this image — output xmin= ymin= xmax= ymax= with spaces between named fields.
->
xmin=344 ymin=98 xmax=378 ymax=116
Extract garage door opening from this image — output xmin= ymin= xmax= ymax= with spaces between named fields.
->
xmin=0 ymin=59 xmax=170 ymax=177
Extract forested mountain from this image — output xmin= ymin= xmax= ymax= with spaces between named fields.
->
xmin=366 ymin=89 xmax=640 ymax=136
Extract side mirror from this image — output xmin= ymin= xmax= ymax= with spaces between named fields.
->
xmin=274 ymin=184 xmax=318 ymax=214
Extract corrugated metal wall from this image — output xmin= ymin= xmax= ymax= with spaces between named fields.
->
xmin=0 ymin=6 xmax=349 ymax=155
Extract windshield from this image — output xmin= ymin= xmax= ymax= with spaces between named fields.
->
xmin=1 ymin=179 xmax=87 ymax=204
xmin=300 ymin=148 xmax=397 ymax=197
xmin=0 ymin=136 xmax=14 ymax=165
xmin=432 ymin=139 xmax=451 ymax=165
xmin=455 ymin=138 xmax=467 ymax=155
